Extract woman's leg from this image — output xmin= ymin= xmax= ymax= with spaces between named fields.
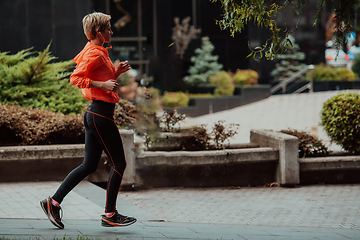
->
xmin=86 ymin=111 xmax=126 ymax=213
xmin=52 ymin=112 xmax=103 ymax=204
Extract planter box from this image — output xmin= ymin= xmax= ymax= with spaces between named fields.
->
xmin=272 ymin=80 xmax=360 ymax=94
xmin=0 ymin=130 xmax=136 ymax=188
xmin=177 ymin=85 xmax=271 ymax=117
xmin=299 ymin=155 xmax=360 ymax=184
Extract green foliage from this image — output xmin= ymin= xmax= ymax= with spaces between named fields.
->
xmin=233 ymin=69 xmax=259 ymax=86
xmin=184 ymin=36 xmax=223 ymax=86
xmin=0 ymin=43 xmax=88 ymax=114
xmin=210 ymin=71 xmax=234 ymax=96
xmin=321 ymin=92 xmax=360 ymax=154
xmin=351 ymin=54 xmax=360 ymax=78
xmin=280 ymin=129 xmax=329 ymax=158
xmin=212 ymin=0 xmax=355 ymax=59
xmin=270 ymin=35 xmax=306 ymax=81
xmin=306 ymin=63 xmax=356 ymax=81
xmin=162 ymin=92 xmax=189 ymax=108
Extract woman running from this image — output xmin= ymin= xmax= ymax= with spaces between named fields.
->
xmin=40 ymin=12 xmax=136 ymax=229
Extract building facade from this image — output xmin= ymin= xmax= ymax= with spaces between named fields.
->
xmin=0 ymin=0 xmax=327 ymax=91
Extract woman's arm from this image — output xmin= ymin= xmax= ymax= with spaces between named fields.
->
xmin=91 ymin=79 xmax=119 ymax=92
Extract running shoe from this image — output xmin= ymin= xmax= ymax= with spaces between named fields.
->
xmin=101 ymin=211 xmax=137 ymax=227
xmin=40 ymin=197 xmax=64 ymax=229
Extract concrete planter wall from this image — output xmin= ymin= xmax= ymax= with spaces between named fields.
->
xmin=0 ymin=130 xmax=136 ymax=188
xmin=2 ymin=129 xmax=360 ymax=189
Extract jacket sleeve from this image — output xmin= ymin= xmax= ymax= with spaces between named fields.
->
xmin=70 ymin=51 xmax=105 ymax=89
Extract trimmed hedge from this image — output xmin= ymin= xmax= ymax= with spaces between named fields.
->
xmin=321 ymin=92 xmax=360 ymax=154
xmin=0 ymin=99 xmax=137 ymax=146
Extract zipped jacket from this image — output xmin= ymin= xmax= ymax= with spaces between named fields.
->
xmin=70 ymin=42 xmax=119 ymax=103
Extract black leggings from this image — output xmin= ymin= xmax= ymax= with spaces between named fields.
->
xmin=52 ymin=100 xmax=126 ymax=213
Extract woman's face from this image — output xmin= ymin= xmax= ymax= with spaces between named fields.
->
xmin=99 ymin=22 xmax=113 ymax=43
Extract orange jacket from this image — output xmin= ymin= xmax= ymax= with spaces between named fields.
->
xmin=70 ymin=42 xmax=119 ymax=103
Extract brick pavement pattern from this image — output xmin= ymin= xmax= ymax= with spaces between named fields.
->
xmin=121 ymin=185 xmax=360 ymax=229
xmin=1 ymin=181 xmax=360 ymax=239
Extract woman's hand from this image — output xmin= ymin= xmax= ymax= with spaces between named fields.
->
xmin=102 ymin=79 xmax=119 ymax=92
xmin=116 ymin=61 xmax=131 ymax=76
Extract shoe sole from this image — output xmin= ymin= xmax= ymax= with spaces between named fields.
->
xmin=101 ymin=218 xmax=137 ymax=227
xmin=40 ymin=200 xmax=64 ymax=229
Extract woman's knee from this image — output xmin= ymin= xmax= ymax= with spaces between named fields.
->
xmin=81 ymin=163 xmax=98 ymax=175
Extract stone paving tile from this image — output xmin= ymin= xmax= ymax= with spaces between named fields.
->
xmin=0 ymin=181 xmax=103 ymax=220
xmin=121 ymin=184 xmax=360 ymax=230
xmin=1 ymin=182 xmax=360 ymax=239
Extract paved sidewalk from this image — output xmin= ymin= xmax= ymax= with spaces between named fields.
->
xmin=1 ymin=181 xmax=360 ymax=239
xmin=185 ymin=90 xmax=360 ymax=151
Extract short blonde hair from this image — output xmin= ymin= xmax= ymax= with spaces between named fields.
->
xmin=82 ymin=12 xmax=111 ymax=40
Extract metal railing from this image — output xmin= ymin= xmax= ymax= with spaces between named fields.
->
xmin=270 ymin=65 xmax=315 ymax=94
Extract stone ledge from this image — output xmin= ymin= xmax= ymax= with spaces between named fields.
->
xmin=0 ymin=144 xmax=87 ymax=161
xmin=250 ymin=129 xmax=299 ymax=186
xmin=136 ymin=147 xmax=279 ymax=167
xmin=0 ymin=130 xmax=135 ymax=186
xmin=299 ymin=156 xmax=360 ymax=171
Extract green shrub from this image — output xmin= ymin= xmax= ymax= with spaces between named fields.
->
xmin=0 ymin=43 xmax=88 ymax=114
xmin=351 ymin=54 xmax=360 ymax=78
xmin=162 ymin=92 xmax=189 ymax=108
xmin=233 ymin=69 xmax=259 ymax=86
xmin=280 ymin=129 xmax=329 ymax=158
xmin=306 ymin=63 xmax=356 ymax=81
xmin=321 ymin=92 xmax=360 ymax=154
xmin=210 ymin=71 xmax=234 ymax=96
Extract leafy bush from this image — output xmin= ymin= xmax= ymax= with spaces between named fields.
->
xmin=162 ymin=92 xmax=189 ymax=108
xmin=0 ymin=100 xmax=137 ymax=146
xmin=114 ymin=99 xmax=137 ymax=127
xmin=210 ymin=71 xmax=234 ymax=96
xmin=0 ymin=104 xmax=84 ymax=146
xmin=351 ymin=54 xmax=360 ymax=78
xmin=306 ymin=63 xmax=356 ymax=81
xmin=321 ymin=92 xmax=360 ymax=154
xmin=0 ymin=43 xmax=88 ymax=114
xmin=280 ymin=129 xmax=329 ymax=158
xmin=233 ymin=69 xmax=259 ymax=86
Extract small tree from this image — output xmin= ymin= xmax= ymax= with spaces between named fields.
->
xmin=270 ymin=35 xmax=306 ymax=82
xmin=184 ymin=36 xmax=223 ymax=86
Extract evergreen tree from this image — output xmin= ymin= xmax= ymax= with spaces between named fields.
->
xmin=270 ymin=35 xmax=306 ymax=82
xmin=0 ymin=43 xmax=88 ymax=114
xmin=184 ymin=36 xmax=223 ymax=86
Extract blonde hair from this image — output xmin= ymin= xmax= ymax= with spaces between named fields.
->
xmin=82 ymin=12 xmax=111 ymax=40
